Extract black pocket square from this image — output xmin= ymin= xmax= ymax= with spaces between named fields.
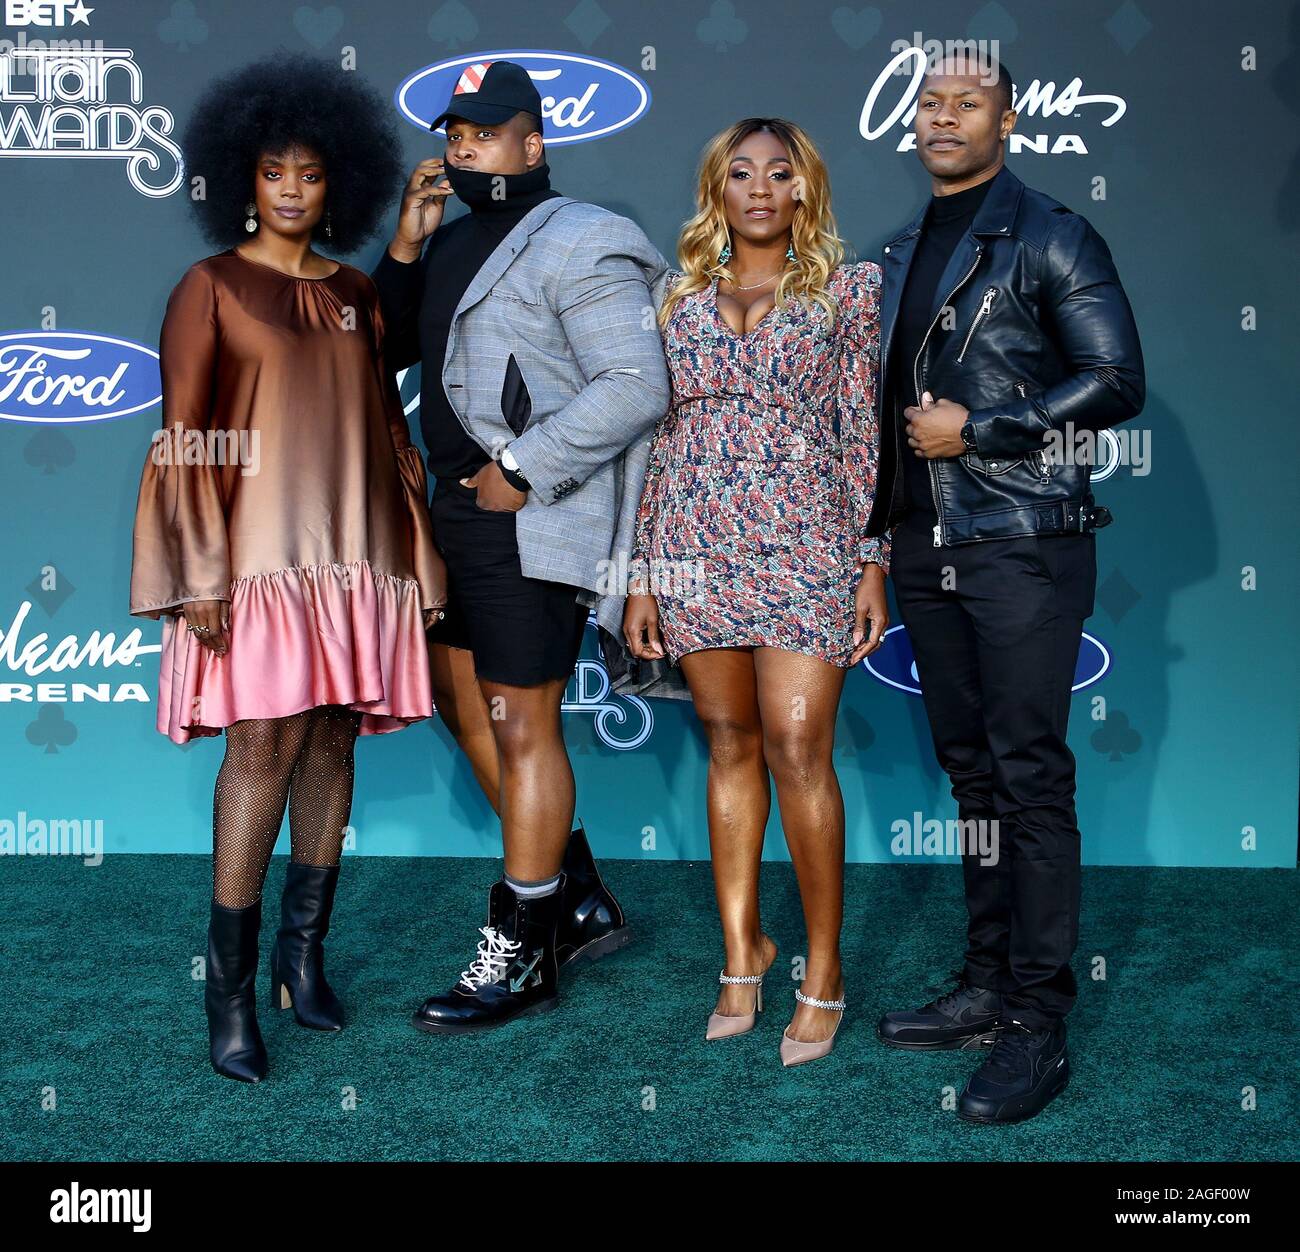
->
xmin=500 ymin=353 xmax=532 ymax=437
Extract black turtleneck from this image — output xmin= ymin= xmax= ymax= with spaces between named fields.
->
xmin=890 ymin=174 xmax=995 ymax=525
xmin=371 ymin=162 xmax=560 ymax=481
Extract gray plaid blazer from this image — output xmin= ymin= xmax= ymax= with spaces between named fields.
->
xmin=439 ymin=196 xmax=671 ymax=647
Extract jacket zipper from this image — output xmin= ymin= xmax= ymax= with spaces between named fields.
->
xmin=914 ymin=246 xmax=983 ymax=546
xmin=1015 ymin=378 xmax=1053 ymax=481
xmin=955 ymin=287 xmax=998 ymax=364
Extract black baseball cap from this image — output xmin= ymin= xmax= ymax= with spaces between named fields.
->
xmin=431 ymin=59 xmax=544 ymax=132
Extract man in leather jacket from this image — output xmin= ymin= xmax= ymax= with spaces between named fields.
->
xmin=870 ymin=53 xmax=1144 ymax=1124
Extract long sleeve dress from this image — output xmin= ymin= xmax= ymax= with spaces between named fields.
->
xmin=629 ymin=260 xmax=890 ymax=667
xmin=129 ymin=249 xmax=443 ymax=744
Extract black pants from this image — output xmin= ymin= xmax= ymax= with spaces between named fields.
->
xmin=890 ymin=517 xmax=1097 ymax=1027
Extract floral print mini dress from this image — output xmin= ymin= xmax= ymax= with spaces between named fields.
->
xmin=630 ymin=261 xmax=889 ymax=667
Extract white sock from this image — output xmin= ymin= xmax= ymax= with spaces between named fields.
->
xmin=505 ymin=872 xmax=560 ymax=899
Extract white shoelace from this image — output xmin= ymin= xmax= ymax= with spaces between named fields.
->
xmin=457 ymin=926 xmax=521 ymax=991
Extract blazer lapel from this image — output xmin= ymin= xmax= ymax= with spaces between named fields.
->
xmin=440 ymin=195 xmax=577 ymax=441
xmin=450 ymin=195 xmax=577 ymax=323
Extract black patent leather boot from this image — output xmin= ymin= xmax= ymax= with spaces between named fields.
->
xmin=269 ymin=862 xmax=344 ymax=1031
xmin=556 ymin=822 xmax=632 ymax=967
xmin=205 ymin=899 xmax=268 ymax=1083
xmin=411 ymin=878 xmax=562 ymax=1034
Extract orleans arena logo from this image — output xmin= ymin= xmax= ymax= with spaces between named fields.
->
xmin=861 ymin=43 xmax=1127 ymax=156
xmin=0 ymin=600 xmax=156 ymax=707
xmin=396 ymin=50 xmax=650 ymax=143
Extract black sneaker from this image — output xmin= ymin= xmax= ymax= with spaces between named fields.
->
xmin=411 ymin=880 xmax=561 ymax=1034
xmin=556 ymin=823 xmax=633 ymax=967
xmin=877 ymin=977 xmax=1003 ymax=1051
xmin=957 ymin=1018 xmax=1069 ymax=1124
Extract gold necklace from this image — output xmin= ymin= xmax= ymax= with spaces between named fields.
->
xmin=729 ymin=271 xmax=781 ymax=291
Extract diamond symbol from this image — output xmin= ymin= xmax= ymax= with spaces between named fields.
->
xmin=25 ymin=566 xmax=75 ymax=616
xmin=1105 ymin=1 xmax=1152 ymax=54
xmin=1096 ymin=568 xmax=1140 ymax=623
xmin=566 ymin=0 xmax=612 ymax=47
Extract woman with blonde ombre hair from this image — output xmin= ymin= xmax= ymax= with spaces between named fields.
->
xmin=624 ymin=118 xmax=890 ymax=1066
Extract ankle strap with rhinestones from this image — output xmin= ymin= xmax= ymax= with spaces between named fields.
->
xmin=794 ymin=987 xmax=846 ymax=1011
xmin=718 ymin=969 xmax=765 ymax=985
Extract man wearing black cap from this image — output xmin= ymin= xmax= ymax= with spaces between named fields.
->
xmin=373 ymin=60 xmax=671 ymax=1033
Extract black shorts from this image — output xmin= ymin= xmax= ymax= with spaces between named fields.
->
xmin=427 ymin=476 xmax=588 ymax=687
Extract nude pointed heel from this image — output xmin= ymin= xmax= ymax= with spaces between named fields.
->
xmin=705 ymin=969 xmax=766 ymax=1040
xmin=779 ymin=987 xmax=846 ymax=1067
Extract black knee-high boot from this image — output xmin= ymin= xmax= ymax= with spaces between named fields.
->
xmin=205 ymin=899 xmax=268 ymax=1083
xmin=270 ymin=862 xmax=344 ymax=1031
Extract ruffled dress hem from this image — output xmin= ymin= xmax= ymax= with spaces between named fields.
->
xmin=154 ymin=558 xmax=432 ymax=745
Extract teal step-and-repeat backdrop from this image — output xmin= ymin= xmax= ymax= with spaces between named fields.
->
xmin=1 ymin=0 xmax=1295 ymax=868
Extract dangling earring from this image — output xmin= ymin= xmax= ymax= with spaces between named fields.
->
xmin=244 ymin=201 xmax=257 ymax=233
xmin=718 ymin=241 xmax=731 ymax=265
xmin=324 ymin=208 xmax=332 ymax=240
xmin=788 ymin=177 xmax=801 ymax=262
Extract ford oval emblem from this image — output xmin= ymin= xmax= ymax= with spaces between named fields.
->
xmin=864 ymin=625 xmax=1111 ymax=694
xmin=0 ymin=331 xmax=161 ymax=425
xmin=396 ymin=50 xmax=651 ymax=144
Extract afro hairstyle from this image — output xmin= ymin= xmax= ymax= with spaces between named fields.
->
xmin=181 ymin=51 xmax=404 ymax=254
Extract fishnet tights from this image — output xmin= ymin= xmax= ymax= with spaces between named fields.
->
xmin=211 ymin=705 xmax=362 ymax=908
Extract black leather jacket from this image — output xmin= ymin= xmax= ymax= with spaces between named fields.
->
xmin=865 ymin=164 xmax=1145 ymax=545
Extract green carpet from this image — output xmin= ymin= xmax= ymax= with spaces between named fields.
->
xmin=2 ymin=854 xmax=1296 ymax=1162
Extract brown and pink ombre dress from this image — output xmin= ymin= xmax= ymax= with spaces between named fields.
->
xmin=129 ymin=249 xmax=443 ymax=744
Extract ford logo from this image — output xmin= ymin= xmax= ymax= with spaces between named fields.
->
xmin=865 ymin=625 xmax=1111 ymax=695
xmin=396 ymin=50 xmax=651 ymax=144
xmin=0 ymin=331 xmax=161 ymax=425
xmin=1089 ymin=428 xmax=1123 ymax=482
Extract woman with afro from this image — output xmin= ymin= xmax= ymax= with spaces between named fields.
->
xmin=128 ymin=55 xmax=447 ymax=1083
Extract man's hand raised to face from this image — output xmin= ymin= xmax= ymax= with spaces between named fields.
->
xmin=388 ymin=158 xmax=454 ymax=264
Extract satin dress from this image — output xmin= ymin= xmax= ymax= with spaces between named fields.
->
xmin=129 ymin=249 xmax=442 ymax=744
xmin=630 ymin=262 xmax=890 ymax=667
